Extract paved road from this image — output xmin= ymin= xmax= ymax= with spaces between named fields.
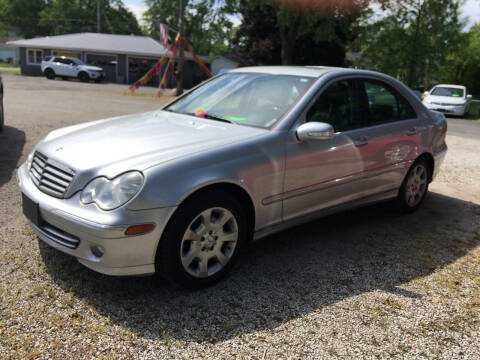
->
xmin=446 ymin=118 xmax=480 ymax=140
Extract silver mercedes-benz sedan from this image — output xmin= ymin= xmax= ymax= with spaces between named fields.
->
xmin=18 ymin=66 xmax=448 ymax=288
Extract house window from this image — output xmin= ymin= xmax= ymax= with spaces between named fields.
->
xmin=27 ymin=49 xmax=44 ymax=65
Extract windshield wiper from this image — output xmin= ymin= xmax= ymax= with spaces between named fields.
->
xmin=203 ymin=113 xmax=234 ymax=124
xmin=169 ymin=110 xmax=235 ymax=124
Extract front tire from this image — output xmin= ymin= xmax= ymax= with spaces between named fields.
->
xmin=156 ymin=190 xmax=247 ymax=289
xmin=44 ymin=68 xmax=55 ymax=80
xmin=397 ymin=158 xmax=430 ymax=213
xmin=78 ymin=72 xmax=89 ymax=82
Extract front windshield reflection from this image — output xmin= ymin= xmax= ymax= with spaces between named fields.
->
xmin=165 ymin=73 xmax=314 ymax=128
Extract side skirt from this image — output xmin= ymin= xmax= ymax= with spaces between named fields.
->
xmin=252 ymin=189 xmax=398 ymax=241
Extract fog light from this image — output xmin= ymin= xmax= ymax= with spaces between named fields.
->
xmin=91 ymin=245 xmax=105 ymax=258
xmin=125 ymin=224 xmax=155 ymax=236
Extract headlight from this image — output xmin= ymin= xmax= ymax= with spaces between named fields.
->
xmin=80 ymin=171 xmax=144 ymax=211
xmin=26 ymin=150 xmax=35 ymax=169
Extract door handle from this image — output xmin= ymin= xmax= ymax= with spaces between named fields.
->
xmin=405 ymin=127 xmax=417 ymax=136
xmin=353 ymin=136 xmax=369 ymax=147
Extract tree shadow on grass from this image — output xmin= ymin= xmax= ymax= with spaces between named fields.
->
xmin=39 ymin=191 xmax=480 ymax=343
xmin=0 ymin=125 xmax=26 ymax=188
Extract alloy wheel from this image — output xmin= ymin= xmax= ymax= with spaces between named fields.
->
xmin=180 ymin=207 xmax=238 ymax=278
xmin=405 ymin=164 xmax=428 ymax=207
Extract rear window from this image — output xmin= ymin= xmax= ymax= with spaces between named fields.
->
xmin=44 ymin=56 xmax=52 ymax=62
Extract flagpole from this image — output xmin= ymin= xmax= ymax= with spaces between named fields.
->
xmin=176 ymin=0 xmax=185 ymax=96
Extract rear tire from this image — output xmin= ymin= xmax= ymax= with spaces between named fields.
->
xmin=78 ymin=72 xmax=89 ymax=82
xmin=44 ymin=68 xmax=55 ymax=80
xmin=156 ymin=190 xmax=247 ymax=289
xmin=397 ymin=158 xmax=430 ymax=213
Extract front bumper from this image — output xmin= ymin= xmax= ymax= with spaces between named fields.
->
xmin=88 ymin=71 xmax=105 ymax=79
xmin=17 ymin=163 xmax=176 ymax=276
xmin=424 ymin=103 xmax=466 ymax=116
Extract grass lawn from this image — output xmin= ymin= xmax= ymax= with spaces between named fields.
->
xmin=0 ymin=69 xmax=20 ymax=75
xmin=0 ymin=62 xmax=18 ymax=68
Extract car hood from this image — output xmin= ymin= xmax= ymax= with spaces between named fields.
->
xmin=36 ymin=110 xmax=267 ymax=177
xmin=82 ymin=65 xmax=103 ymax=71
xmin=425 ymin=95 xmax=466 ymax=105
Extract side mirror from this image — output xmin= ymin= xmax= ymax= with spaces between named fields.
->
xmin=467 ymin=94 xmax=472 ymax=100
xmin=422 ymin=91 xmax=429 ymax=99
xmin=297 ymin=122 xmax=334 ymax=142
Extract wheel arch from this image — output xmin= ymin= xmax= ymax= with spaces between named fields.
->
xmin=416 ymin=152 xmax=435 ymax=182
xmin=153 ymin=180 xmax=257 ymax=278
xmin=156 ymin=180 xmax=256 ymax=252
xmin=177 ymin=181 xmax=255 ymax=239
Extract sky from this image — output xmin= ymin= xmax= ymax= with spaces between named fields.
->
xmin=124 ymin=0 xmax=480 ymax=29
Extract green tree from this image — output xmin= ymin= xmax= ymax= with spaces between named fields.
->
xmin=143 ymin=0 xmax=238 ymax=55
xmin=0 ymin=0 xmax=48 ymax=38
xmin=353 ymin=0 xmax=465 ymax=88
xmin=235 ymin=0 xmax=373 ymax=66
xmin=38 ymin=0 xmax=141 ymax=36
xmin=439 ymin=24 xmax=480 ymax=95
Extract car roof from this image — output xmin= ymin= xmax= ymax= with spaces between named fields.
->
xmin=229 ymin=66 xmax=345 ymax=78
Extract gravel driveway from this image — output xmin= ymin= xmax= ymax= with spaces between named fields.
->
xmin=1 ymin=75 xmax=479 ymax=359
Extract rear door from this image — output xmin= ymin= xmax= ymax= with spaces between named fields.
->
xmin=343 ymin=78 xmax=422 ymax=197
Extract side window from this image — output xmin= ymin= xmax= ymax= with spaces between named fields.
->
xmin=306 ymin=80 xmax=362 ymax=132
xmin=362 ymin=80 xmax=417 ymax=126
xmin=398 ymin=95 xmax=417 ymax=120
xmin=363 ymin=81 xmax=399 ymax=125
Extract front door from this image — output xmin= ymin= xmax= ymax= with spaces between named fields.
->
xmin=53 ymin=57 xmax=69 ymax=76
xmin=283 ymin=79 xmax=366 ymax=221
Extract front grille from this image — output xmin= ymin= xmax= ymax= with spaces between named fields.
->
xmin=29 ymin=152 xmax=75 ymax=198
xmin=41 ymin=223 xmax=80 ymax=249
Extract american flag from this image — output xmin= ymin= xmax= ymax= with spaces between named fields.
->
xmin=154 ymin=20 xmax=170 ymax=48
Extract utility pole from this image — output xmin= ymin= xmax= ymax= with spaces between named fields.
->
xmin=424 ymin=58 xmax=430 ymax=92
xmin=97 ymin=0 xmax=101 ymax=33
xmin=176 ymin=0 xmax=185 ymax=96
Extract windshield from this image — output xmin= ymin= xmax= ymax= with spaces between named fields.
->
xmin=431 ymin=87 xmax=465 ymax=98
xmin=165 ymin=73 xmax=314 ymax=128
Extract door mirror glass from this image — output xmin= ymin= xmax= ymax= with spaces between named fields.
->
xmin=297 ymin=122 xmax=334 ymax=141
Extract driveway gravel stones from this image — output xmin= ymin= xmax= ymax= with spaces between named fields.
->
xmin=0 ymin=75 xmax=479 ymax=359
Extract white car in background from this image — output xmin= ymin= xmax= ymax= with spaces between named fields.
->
xmin=41 ymin=56 xmax=105 ymax=83
xmin=423 ymin=84 xmax=472 ymax=117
